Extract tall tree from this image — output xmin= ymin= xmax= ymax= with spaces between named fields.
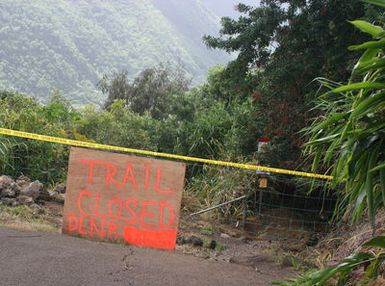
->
xmin=97 ymin=71 xmax=132 ymax=111
xmin=98 ymin=65 xmax=189 ymax=119
xmin=204 ymin=0 xmax=376 ymax=167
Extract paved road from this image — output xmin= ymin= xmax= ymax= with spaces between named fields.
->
xmin=0 ymin=227 xmax=289 ymax=286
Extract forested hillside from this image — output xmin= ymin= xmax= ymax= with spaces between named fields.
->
xmin=0 ymin=0 xmax=230 ymax=106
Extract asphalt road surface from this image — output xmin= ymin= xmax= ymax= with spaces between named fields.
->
xmin=0 ymin=227 xmax=290 ymax=286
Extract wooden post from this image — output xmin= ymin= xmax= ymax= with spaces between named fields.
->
xmin=242 ymin=196 xmax=247 ymax=230
xmin=258 ymin=188 xmax=263 ymax=214
xmin=258 ymin=176 xmax=268 ymax=215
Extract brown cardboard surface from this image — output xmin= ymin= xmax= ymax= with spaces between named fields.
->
xmin=63 ymin=147 xmax=186 ymax=250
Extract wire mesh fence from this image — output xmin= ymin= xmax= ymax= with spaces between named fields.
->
xmin=188 ymin=172 xmax=337 ymax=246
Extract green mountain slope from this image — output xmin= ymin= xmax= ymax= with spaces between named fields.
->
xmin=0 ymin=0 xmax=230 ymax=106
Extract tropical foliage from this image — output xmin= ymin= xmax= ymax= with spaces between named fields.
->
xmin=204 ymin=0 xmax=377 ymax=167
xmin=2 ymin=3 xmax=385 ymax=284
xmin=304 ymin=0 xmax=385 ymax=229
xmin=0 ymin=66 xmax=256 ymax=187
xmin=279 ymin=0 xmax=385 ymax=285
xmin=277 ymin=236 xmax=385 ymax=286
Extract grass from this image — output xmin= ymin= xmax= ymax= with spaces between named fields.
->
xmin=0 ymin=205 xmax=59 ymax=233
xmin=200 ymin=226 xmax=214 ymax=236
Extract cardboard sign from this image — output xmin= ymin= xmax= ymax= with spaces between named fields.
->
xmin=62 ymin=147 xmax=186 ymax=250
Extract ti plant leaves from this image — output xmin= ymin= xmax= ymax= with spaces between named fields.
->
xmin=304 ymin=2 xmax=385 ymax=231
xmin=276 ymin=236 xmax=385 ymax=285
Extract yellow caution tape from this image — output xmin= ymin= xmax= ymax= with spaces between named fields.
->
xmin=0 ymin=128 xmax=333 ymax=180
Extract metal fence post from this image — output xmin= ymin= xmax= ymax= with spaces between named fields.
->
xmin=242 ymin=195 xmax=247 ymax=230
xmin=258 ymin=188 xmax=263 ymax=214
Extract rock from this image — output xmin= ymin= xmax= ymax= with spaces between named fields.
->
xmin=38 ymin=186 xmax=65 ymax=203
xmin=0 ymin=175 xmax=14 ymax=189
xmin=53 ymin=183 xmax=66 ymax=194
xmin=306 ymin=238 xmax=318 ymax=247
xmin=17 ymin=195 xmax=34 ymax=206
xmin=56 ymin=193 xmax=65 ymax=204
xmin=306 ymin=233 xmax=320 ymax=247
xmin=176 ymin=236 xmax=187 ymax=245
xmin=0 ymin=175 xmax=19 ymax=198
xmin=208 ymin=240 xmax=217 ymax=249
xmin=220 ymin=233 xmax=230 ymax=239
xmin=48 ymin=190 xmax=65 ymax=204
xmin=20 ymin=180 xmax=43 ymax=199
xmin=1 ymin=186 xmax=17 ymax=198
xmin=30 ymin=204 xmax=45 ymax=214
xmin=186 ymin=236 xmax=203 ymax=247
xmin=16 ymin=175 xmax=31 ymax=189
xmin=37 ymin=189 xmax=51 ymax=201
xmin=0 ymin=197 xmax=17 ymax=206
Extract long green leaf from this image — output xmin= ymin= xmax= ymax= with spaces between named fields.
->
xmin=354 ymin=48 xmax=379 ymax=72
xmin=354 ymin=58 xmax=385 ymax=74
xmin=349 ymin=39 xmax=385 ymax=50
xmin=310 ymin=113 xmax=347 ymax=133
xmin=364 ymin=0 xmax=385 ymax=9
xmin=349 ymin=20 xmax=385 ymax=37
xmin=364 ymin=236 xmax=385 ymax=248
xmin=352 ymin=185 xmax=367 ymax=223
xmin=351 ymin=91 xmax=385 ymax=118
xmin=367 ymin=147 xmax=379 ymax=231
xmin=324 ymin=135 xmax=343 ymax=163
xmin=307 ymin=133 xmax=341 ymax=145
xmin=381 ymin=169 xmax=385 ymax=207
xmin=370 ymin=161 xmax=385 ymax=172
xmin=281 ymin=252 xmax=374 ymax=286
xmin=331 ymin=82 xmax=385 ymax=93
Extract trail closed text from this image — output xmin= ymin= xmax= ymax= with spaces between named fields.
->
xmin=63 ymin=147 xmax=186 ymax=250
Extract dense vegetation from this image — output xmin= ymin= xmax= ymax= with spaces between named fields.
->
xmin=305 ymin=18 xmax=385 ymax=230
xmin=0 ymin=65 xmax=257 ymax=216
xmin=205 ymin=0 xmax=384 ymax=224
xmin=279 ymin=0 xmax=385 ymax=284
xmin=0 ymin=0 xmax=381 ymax=208
xmin=0 ymin=0 xmax=230 ymax=106
xmin=2 ymin=0 xmax=385 ymax=283
xmin=204 ymin=0 xmax=377 ymax=167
